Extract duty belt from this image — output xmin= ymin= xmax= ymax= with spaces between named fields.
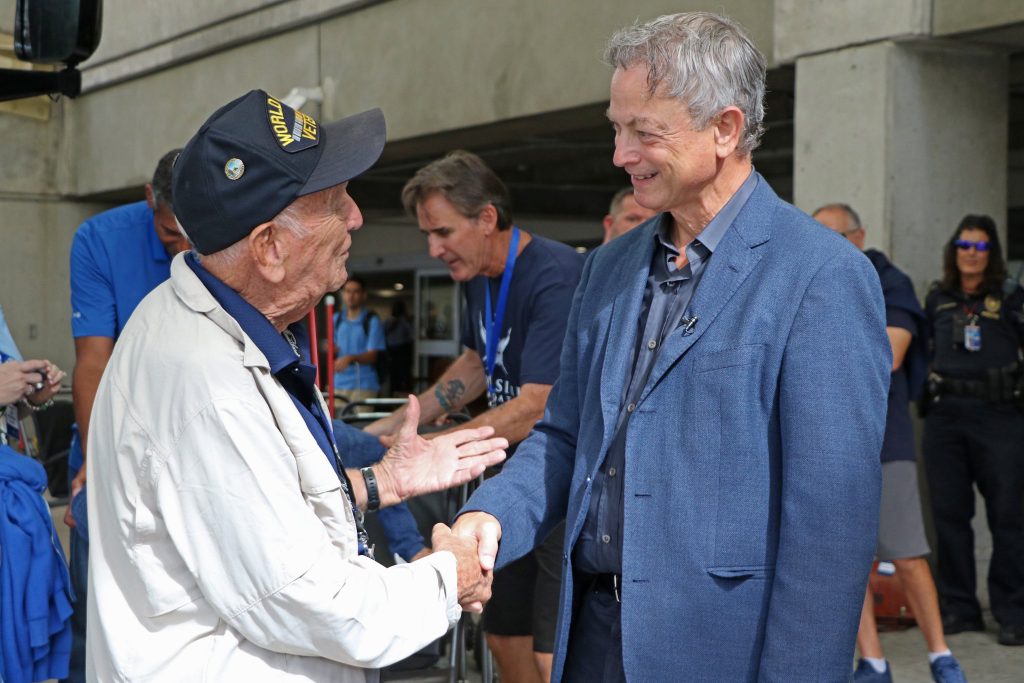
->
xmin=929 ymin=364 xmax=1023 ymax=405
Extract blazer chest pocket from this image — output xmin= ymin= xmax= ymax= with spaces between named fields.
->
xmin=695 ymin=343 xmax=766 ymax=374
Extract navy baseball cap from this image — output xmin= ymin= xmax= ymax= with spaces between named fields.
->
xmin=172 ymin=89 xmax=386 ymax=254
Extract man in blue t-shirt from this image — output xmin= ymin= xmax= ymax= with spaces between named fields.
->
xmin=816 ymin=204 xmax=966 ymax=683
xmin=366 ymin=150 xmax=584 ymax=682
xmin=63 ymin=148 xmax=187 ymax=683
xmin=333 ymin=275 xmax=386 ymax=403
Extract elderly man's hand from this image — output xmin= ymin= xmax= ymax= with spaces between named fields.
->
xmin=374 ymin=395 xmax=506 ymax=505
xmin=431 ymin=523 xmax=492 ymax=612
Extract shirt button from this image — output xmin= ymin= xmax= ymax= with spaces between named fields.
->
xmin=601 ymin=534 xmax=611 ymax=544
xmin=608 ymin=467 xmax=617 ymax=477
xmin=627 ymin=403 xmax=636 ymax=413
xmin=647 ymin=339 xmax=657 ymax=350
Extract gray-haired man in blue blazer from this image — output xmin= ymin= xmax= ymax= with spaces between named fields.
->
xmin=455 ymin=11 xmax=891 ymax=683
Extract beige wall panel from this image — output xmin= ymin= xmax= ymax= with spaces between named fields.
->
xmin=795 ymin=41 xmax=1008 ymax=296
xmin=775 ymin=0 xmax=929 ymax=62
xmin=933 ymin=0 xmax=1024 ymax=36
xmin=886 ymin=43 xmax=1008 ymax=292
xmin=794 ymin=43 xmax=889 ymax=239
xmin=0 ymin=198 xmax=112 ymax=370
xmin=0 ymin=105 xmax=61 ymax=194
xmin=0 ymin=0 xmax=11 ymax=34
xmin=87 ymin=0 xmax=290 ymax=65
xmin=319 ymin=0 xmax=772 ymax=142
xmin=65 ymin=26 xmax=320 ymax=197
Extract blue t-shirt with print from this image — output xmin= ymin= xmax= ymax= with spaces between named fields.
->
xmin=460 ymin=233 xmax=584 ymax=408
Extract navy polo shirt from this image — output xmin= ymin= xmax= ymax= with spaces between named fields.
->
xmin=185 ymin=253 xmax=370 ymax=554
xmin=575 ymin=171 xmax=758 ymax=576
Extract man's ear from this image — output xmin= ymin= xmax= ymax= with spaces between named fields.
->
xmin=249 ymin=221 xmax=287 ymax=284
xmin=602 ymin=214 xmax=614 ymax=239
xmin=713 ymin=106 xmax=745 ymax=159
xmin=144 ymin=184 xmax=156 ymax=211
xmin=477 ymin=203 xmax=499 ymax=236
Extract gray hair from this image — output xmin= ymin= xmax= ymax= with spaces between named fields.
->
xmin=604 ymin=12 xmax=766 ymax=154
xmin=192 ymin=188 xmax=329 ymax=268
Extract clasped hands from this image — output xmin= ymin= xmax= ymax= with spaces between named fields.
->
xmin=432 ymin=512 xmax=503 ymax=612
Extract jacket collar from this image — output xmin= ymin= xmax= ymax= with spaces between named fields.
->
xmin=169 ymin=253 xmax=270 ymax=371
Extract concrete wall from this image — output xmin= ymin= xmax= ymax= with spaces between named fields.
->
xmin=794 ymin=41 xmax=1008 ymax=296
xmin=0 ymin=198 xmax=113 ymax=370
xmin=933 ymin=0 xmax=1024 ymax=36
xmin=774 ymin=0 xmax=930 ymax=62
xmin=318 ymin=0 xmax=772 ymax=142
xmin=66 ymin=25 xmax=321 ymax=196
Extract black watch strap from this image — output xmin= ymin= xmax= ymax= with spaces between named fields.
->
xmin=360 ymin=466 xmax=381 ymax=511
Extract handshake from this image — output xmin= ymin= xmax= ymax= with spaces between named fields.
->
xmin=431 ymin=512 xmax=502 ymax=613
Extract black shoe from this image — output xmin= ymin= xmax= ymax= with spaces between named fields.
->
xmin=941 ymin=613 xmax=985 ymax=634
xmin=997 ymin=623 xmax=1024 ymax=646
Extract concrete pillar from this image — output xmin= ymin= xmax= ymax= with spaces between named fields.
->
xmin=794 ymin=40 xmax=1008 ymax=296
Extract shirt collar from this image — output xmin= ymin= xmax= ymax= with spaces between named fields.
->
xmin=653 ymin=168 xmax=760 ymax=256
xmin=184 ymin=252 xmax=303 ymax=374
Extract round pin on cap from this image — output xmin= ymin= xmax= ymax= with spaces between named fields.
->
xmin=224 ymin=158 xmax=245 ymax=180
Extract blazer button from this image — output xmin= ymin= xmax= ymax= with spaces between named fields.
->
xmin=601 ymin=534 xmax=611 ymax=544
xmin=608 ymin=467 xmax=617 ymax=477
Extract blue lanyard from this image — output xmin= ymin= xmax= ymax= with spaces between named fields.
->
xmin=484 ymin=227 xmax=520 ymax=396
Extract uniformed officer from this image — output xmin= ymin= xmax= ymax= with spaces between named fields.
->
xmin=923 ymin=214 xmax=1024 ymax=647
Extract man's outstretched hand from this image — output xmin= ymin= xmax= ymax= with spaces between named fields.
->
xmin=432 ymin=523 xmax=493 ymax=612
xmin=374 ymin=395 xmax=506 ymax=507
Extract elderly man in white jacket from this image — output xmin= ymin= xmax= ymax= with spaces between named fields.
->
xmin=85 ymin=90 xmax=507 ymax=682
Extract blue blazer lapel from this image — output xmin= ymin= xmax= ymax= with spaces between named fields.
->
xmin=638 ymin=181 xmax=778 ymax=404
xmin=598 ymin=225 xmax=657 ymax=450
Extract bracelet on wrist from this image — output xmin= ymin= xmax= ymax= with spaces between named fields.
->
xmin=21 ymin=397 xmax=54 ymax=412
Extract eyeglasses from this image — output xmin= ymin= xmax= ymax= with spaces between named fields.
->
xmin=954 ymin=239 xmax=990 ymax=252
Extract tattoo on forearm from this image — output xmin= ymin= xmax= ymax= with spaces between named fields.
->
xmin=435 ymin=380 xmax=466 ymax=412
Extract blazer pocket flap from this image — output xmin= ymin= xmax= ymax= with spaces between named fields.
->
xmin=706 ymin=565 xmax=772 ymax=579
xmin=696 ymin=344 xmax=766 ymax=373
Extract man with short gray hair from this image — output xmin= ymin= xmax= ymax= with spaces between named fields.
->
xmin=454 ymin=12 xmax=890 ymax=681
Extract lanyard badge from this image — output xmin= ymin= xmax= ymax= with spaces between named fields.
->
xmin=964 ymin=319 xmax=982 ymax=352
xmin=484 ymin=227 xmax=520 ymax=406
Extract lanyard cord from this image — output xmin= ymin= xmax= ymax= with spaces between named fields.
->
xmin=484 ymin=227 xmax=520 ymax=395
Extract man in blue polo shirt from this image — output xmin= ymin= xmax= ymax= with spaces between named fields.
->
xmin=63 ymin=148 xmax=185 ymax=683
xmin=334 ymin=275 xmax=387 ymax=403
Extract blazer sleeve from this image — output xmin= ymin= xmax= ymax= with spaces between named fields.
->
xmin=458 ymin=250 xmax=596 ymax=566
xmin=758 ymin=249 xmax=889 ymax=681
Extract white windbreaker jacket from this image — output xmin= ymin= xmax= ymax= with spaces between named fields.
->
xmin=86 ymin=254 xmax=460 ymax=681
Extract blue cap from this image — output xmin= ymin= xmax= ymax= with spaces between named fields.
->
xmin=172 ymin=89 xmax=385 ymax=254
